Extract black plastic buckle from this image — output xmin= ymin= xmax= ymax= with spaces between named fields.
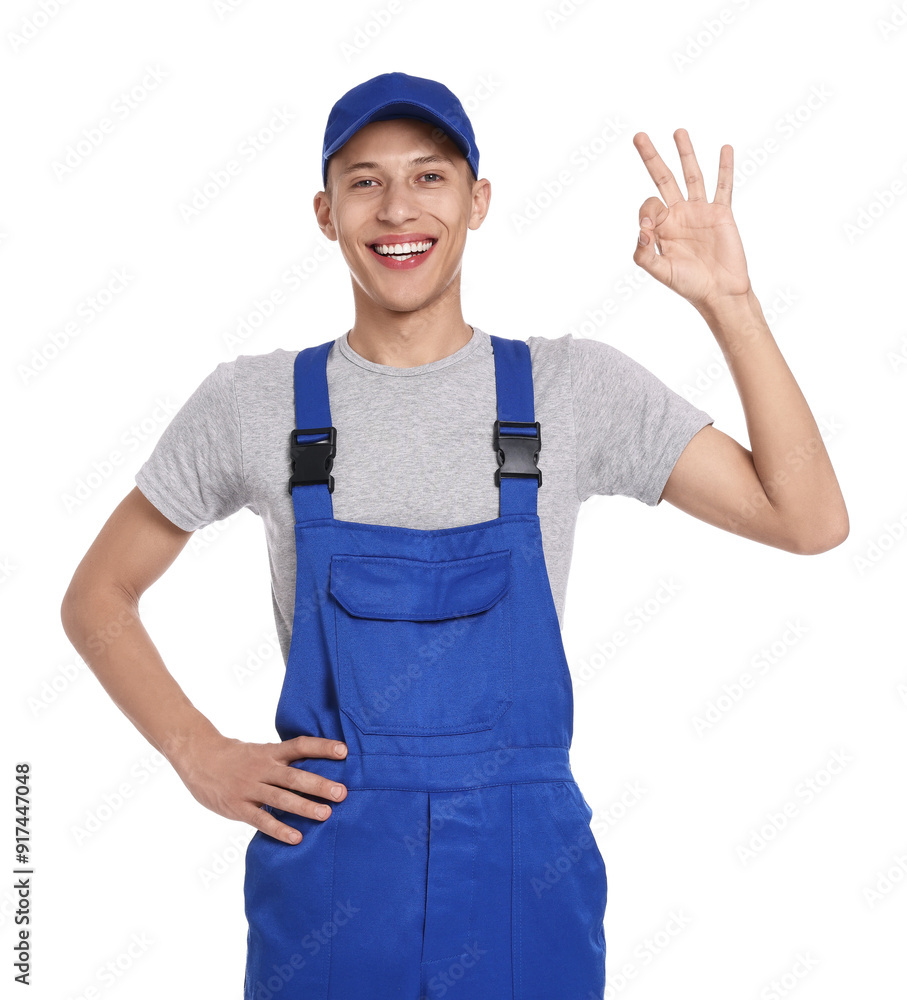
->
xmin=288 ymin=426 xmax=336 ymax=494
xmin=493 ymin=420 xmax=542 ymax=487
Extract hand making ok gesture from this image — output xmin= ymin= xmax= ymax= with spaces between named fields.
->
xmin=632 ymin=128 xmax=753 ymax=313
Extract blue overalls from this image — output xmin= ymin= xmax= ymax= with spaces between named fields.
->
xmin=242 ymin=335 xmax=608 ymax=999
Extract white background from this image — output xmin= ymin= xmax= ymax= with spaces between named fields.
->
xmin=4 ymin=0 xmax=906 ymax=997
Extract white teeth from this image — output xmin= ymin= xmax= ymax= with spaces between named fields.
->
xmin=372 ymin=240 xmax=434 ymax=256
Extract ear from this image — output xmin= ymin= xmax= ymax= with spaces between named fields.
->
xmin=468 ymin=177 xmax=491 ymax=231
xmin=313 ymin=190 xmax=338 ymax=241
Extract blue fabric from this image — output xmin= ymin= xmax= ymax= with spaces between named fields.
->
xmin=321 ymin=72 xmax=480 ymax=188
xmin=243 ymin=335 xmax=608 ymax=998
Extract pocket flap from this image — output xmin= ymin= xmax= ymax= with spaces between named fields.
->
xmin=330 ymin=550 xmax=512 ymax=621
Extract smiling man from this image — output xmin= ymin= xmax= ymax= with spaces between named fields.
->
xmin=61 ymin=72 xmax=848 ymax=1000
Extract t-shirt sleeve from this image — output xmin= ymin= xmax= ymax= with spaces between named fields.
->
xmin=569 ymin=334 xmax=714 ymax=506
xmin=134 ymin=359 xmax=248 ymax=531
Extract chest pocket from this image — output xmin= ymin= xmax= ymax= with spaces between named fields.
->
xmin=330 ymin=550 xmax=513 ymax=736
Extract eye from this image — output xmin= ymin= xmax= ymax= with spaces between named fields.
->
xmin=421 ymin=172 xmax=442 ymax=182
xmin=352 ymin=178 xmax=376 ymax=188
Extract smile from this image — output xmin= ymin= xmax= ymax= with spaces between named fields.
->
xmin=368 ymin=237 xmax=438 ymax=270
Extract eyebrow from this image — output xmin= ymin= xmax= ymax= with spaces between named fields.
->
xmin=338 ymin=154 xmax=456 ymax=177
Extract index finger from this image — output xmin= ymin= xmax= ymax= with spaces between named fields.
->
xmin=286 ymin=735 xmax=348 ymax=759
xmin=633 ymin=132 xmax=684 ymax=206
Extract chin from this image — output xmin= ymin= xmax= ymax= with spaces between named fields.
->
xmin=377 ymin=295 xmax=435 ymax=315
xmin=361 ymin=276 xmax=450 ymax=314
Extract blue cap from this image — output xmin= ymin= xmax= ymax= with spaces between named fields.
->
xmin=322 ymin=72 xmax=479 ymax=188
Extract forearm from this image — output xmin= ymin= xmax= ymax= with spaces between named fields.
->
xmin=60 ymin=585 xmax=222 ymax=767
xmin=696 ymin=288 xmax=848 ymax=546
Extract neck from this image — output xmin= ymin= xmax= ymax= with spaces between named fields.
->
xmin=347 ymin=277 xmax=473 ymax=367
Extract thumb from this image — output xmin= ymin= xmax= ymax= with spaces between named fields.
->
xmin=632 ymin=215 xmax=670 ymax=281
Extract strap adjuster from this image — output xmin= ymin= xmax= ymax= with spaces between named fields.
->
xmin=493 ymin=420 xmax=542 ymax=487
xmin=288 ymin=426 xmax=336 ymax=494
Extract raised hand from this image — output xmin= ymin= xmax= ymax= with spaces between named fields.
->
xmin=632 ymin=128 xmax=752 ymax=312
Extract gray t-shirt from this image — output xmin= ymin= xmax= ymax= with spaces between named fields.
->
xmin=135 ymin=326 xmax=713 ymax=661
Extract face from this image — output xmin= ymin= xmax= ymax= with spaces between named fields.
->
xmin=313 ymin=118 xmax=490 ymax=317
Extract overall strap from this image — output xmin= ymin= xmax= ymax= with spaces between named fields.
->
xmin=288 ymin=335 xmax=542 ymax=523
xmin=489 ymin=336 xmax=541 ymax=517
xmin=289 ymin=340 xmax=335 ymax=523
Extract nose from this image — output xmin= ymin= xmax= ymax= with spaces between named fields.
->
xmin=375 ymin=177 xmax=420 ymax=226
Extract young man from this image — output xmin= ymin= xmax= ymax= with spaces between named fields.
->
xmin=61 ymin=72 xmax=848 ymax=999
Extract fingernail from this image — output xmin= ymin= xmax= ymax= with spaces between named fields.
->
xmin=316 ymin=805 xmax=329 ymax=818
xmin=331 ymin=785 xmax=343 ymax=799
xmin=638 ymin=230 xmax=649 ymax=245
xmin=641 ymin=216 xmax=653 ymax=227
xmin=334 ymin=744 xmax=347 ymax=756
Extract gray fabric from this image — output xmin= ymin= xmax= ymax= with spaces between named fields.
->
xmin=134 ymin=326 xmax=713 ymax=660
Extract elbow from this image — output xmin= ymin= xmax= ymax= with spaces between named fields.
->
xmin=60 ymin=582 xmax=77 ymax=637
xmin=60 ymin=582 xmax=88 ymax=644
xmin=60 ymin=580 xmax=141 ymax=661
xmin=787 ymin=512 xmax=850 ymax=556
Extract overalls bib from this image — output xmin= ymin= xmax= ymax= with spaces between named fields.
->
xmin=243 ymin=336 xmax=608 ymax=999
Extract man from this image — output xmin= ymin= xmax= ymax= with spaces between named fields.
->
xmin=60 ymin=72 xmax=848 ymax=999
